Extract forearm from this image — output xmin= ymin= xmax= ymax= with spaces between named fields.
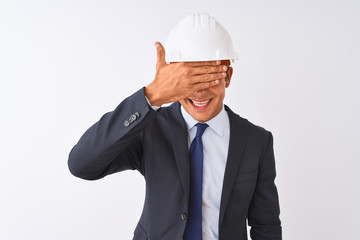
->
xmin=68 ymin=88 xmax=157 ymax=180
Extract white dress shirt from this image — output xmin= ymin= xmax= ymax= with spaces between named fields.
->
xmin=181 ymin=105 xmax=230 ymax=240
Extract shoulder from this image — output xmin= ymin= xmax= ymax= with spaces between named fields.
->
xmin=225 ymin=104 xmax=273 ymax=141
xmin=155 ymin=101 xmax=183 ymax=122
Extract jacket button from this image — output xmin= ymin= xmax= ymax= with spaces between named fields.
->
xmin=181 ymin=212 xmax=187 ymax=221
xmin=130 ymin=114 xmax=137 ymax=122
xmin=134 ymin=112 xmax=140 ymax=118
xmin=123 ymin=120 xmax=130 ymax=127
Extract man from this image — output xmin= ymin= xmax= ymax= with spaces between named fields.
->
xmin=68 ymin=13 xmax=282 ymax=240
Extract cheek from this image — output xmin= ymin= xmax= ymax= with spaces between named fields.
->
xmin=211 ymin=85 xmax=225 ymax=100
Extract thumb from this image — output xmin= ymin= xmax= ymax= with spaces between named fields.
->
xmin=155 ymin=41 xmax=166 ymax=70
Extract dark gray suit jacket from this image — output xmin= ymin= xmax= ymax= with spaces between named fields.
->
xmin=68 ymin=88 xmax=282 ymax=240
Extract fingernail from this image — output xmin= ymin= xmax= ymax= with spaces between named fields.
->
xmin=222 ymin=72 xmax=226 ymax=76
xmin=222 ymin=66 xmax=227 ymax=71
xmin=215 ymin=80 xmax=220 ymax=84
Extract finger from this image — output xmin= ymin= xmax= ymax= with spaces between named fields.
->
xmin=193 ymin=79 xmax=223 ymax=91
xmin=155 ymin=41 xmax=166 ymax=69
xmin=190 ymin=65 xmax=228 ymax=75
xmin=185 ymin=60 xmax=221 ymax=67
xmin=189 ymin=72 xmax=227 ymax=83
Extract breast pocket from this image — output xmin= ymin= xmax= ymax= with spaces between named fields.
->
xmin=235 ymin=170 xmax=258 ymax=184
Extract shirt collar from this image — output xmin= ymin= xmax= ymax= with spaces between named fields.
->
xmin=180 ymin=105 xmax=226 ymax=137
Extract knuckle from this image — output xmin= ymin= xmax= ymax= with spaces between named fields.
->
xmin=184 ymin=66 xmax=191 ymax=75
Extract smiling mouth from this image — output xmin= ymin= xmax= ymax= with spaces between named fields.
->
xmin=188 ymin=98 xmax=213 ymax=109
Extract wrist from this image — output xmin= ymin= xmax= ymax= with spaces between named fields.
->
xmin=144 ymin=84 xmax=163 ymax=107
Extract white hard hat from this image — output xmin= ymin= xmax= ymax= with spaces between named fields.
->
xmin=165 ymin=12 xmax=238 ymax=63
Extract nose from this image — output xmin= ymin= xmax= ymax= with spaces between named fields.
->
xmin=192 ymin=89 xmax=208 ymax=98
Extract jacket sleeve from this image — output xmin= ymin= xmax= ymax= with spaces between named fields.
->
xmin=248 ymin=132 xmax=282 ymax=240
xmin=67 ymin=88 xmax=157 ymax=180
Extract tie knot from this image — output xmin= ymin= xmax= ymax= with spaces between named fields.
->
xmin=195 ymin=123 xmax=208 ymax=138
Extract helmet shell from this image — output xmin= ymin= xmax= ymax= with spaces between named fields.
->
xmin=165 ymin=13 xmax=238 ymax=63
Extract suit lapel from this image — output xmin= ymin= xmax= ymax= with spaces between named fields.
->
xmin=219 ymin=105 xmax=250 ymax=227
xmin=165 ymin=102 xmax=191 ymax=208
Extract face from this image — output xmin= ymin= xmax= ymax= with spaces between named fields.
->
xmin=179 ymin=60 xmax=233 ymax=122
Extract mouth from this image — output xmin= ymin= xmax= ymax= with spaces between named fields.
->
xmin=188 ymin=98 xmax=213 ymax=109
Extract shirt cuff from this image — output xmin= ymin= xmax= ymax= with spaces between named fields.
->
xmin=145 ymin=95 xmax=161 ymax=111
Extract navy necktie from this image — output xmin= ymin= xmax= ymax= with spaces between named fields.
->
xmin=184 ymin=123 xmax=208 ymax=240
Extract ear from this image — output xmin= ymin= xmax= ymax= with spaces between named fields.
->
xmin=225 ymin=66 xmax=233 ymax=88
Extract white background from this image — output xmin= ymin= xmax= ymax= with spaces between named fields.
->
xmin=1 ymin=0 xmax=359 ymax=239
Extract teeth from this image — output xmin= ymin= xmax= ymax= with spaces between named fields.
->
xmin=191 ymin=99 xmax=210 ymax=107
